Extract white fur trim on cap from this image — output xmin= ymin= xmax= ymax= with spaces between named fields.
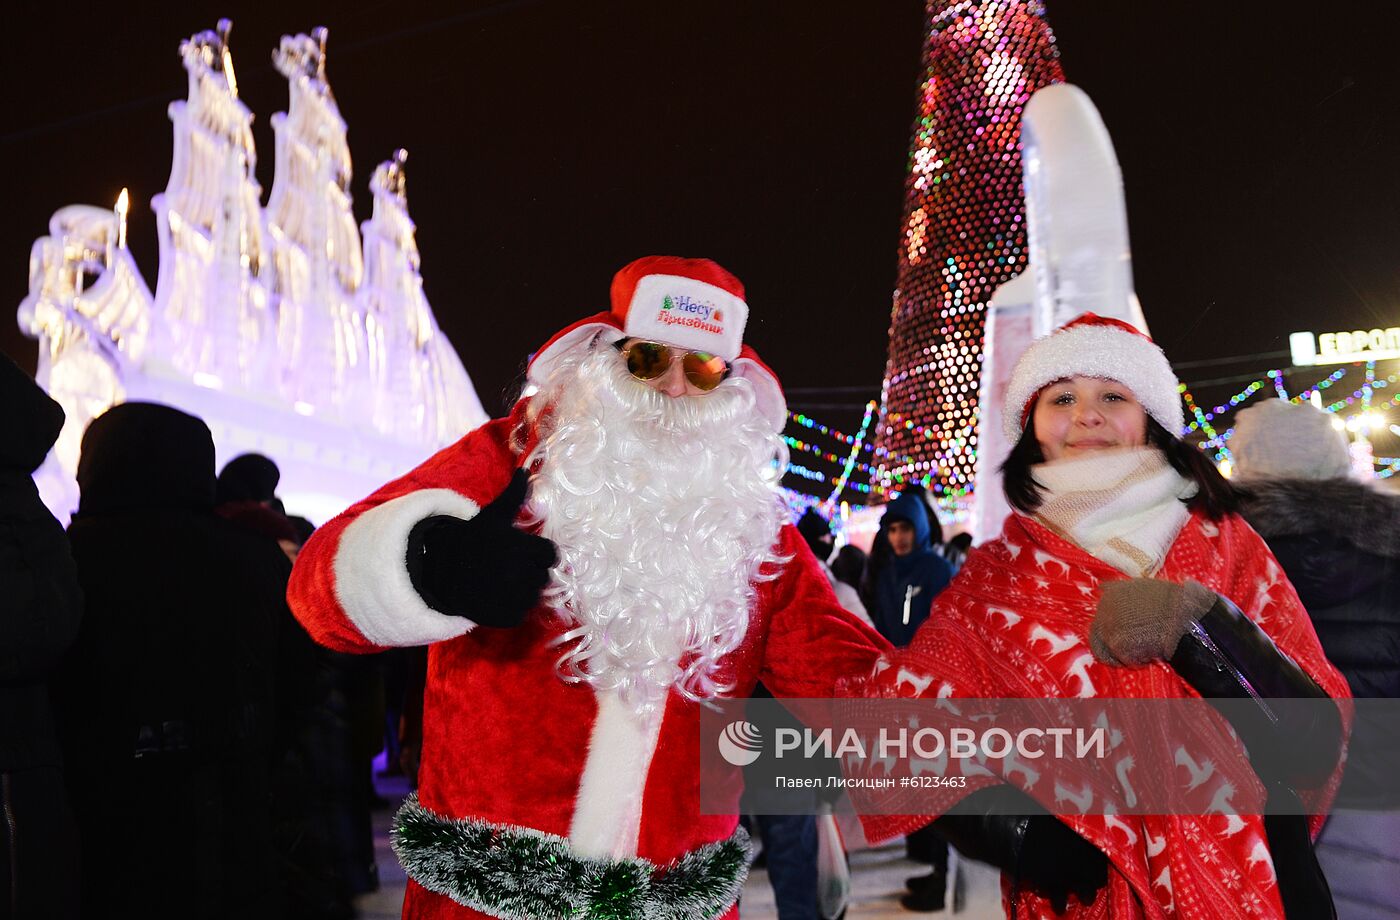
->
xmin=621 ymin=274 xmax=747 ymax=361
xmin=332 ymin=488 xmax=482 ymax=646
xmin=1002 ymin=324 xmax=1184 ymax=442
xmin=526 ymin=323 xmax=624 ymax=392
xmin=731 ymin=356 xmax=787 ymax=433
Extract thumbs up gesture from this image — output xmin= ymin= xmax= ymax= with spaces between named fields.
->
xmin=406 ymin=470 xmax=558 ymax=627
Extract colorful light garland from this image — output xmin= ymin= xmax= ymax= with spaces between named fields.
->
xmin=1179 ymin=385 xmax=1231 ymax=462
xmin=788 ymin=407 xmax=952 ymax=491
xmin=783 ymin=411 xmax=975 ymax=520
xmin=1177 ymin=362 xmax=1400 ymax=473
xmin=788 ymin=360 xmax=1400 ymax=514
xmin=823 ymin=401 xmax=878 ymax=512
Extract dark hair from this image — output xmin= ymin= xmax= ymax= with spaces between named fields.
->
xmin=1000 ymin=415 xmax=1239 ymax=519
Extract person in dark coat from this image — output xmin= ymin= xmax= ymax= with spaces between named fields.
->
xmin=864 ymin=489 xmax=954 ymax=910
xmin=939 ymin=531 xmax=973 ymax=574
xmin=52 ymin=402 xmax=288 ymax=918
xmin=860 ymin=483 xmax=945 ymax=614
xmin=745 ymin=509 xmax=872 ymax=920
xmin=0 ymin=354 xmax=84 ymax=919
xmin=211 ymin=453 xmax=367 ymax=918
xmin=797 ymin=507 xmax=870 ymax=624
xmin=830 ymin=543 xmax=867 ymax=596
xmin=1232 ymin=398 xmax=1400 ymax=920
xmin=215 ymin=453 xmax=302 ymax=562
xmin=868 ymin=489 xmax=952 ymax=648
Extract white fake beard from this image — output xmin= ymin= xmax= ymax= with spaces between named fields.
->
xmin=523 ymin=343 xmax=789 ymax=711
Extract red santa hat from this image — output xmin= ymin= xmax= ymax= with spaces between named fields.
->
xmin=1002 ymin=312 xmax=1184 ymax=442
xmin=527 ymin=256 xmax=787 ymax=431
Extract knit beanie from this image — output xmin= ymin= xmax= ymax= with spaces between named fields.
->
xmin=1231 ymin=399 xmax=1351 ymax=482
xmin=217 ymin=453 xmax=282 ymax=504
xmin=796 ymin=508 xmax=833 ymax=561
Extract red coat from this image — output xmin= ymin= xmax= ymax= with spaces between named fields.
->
xmin=287 ymin=403 xmax=888 ymax=919
xmin=858 ymin=510 xmax=1350 ymax=920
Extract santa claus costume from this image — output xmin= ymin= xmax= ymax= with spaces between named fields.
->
xmin=287 ymin=256 xmax=887 ymax=919
xmin=855 ymin=315 xmax=1351 ymax=919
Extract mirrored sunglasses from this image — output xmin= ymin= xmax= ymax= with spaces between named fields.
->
xmin=619 ymin=340 xmax=731 ymax=392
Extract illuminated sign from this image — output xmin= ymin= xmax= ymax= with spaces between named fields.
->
xmin=1290 ymin=328 xmax=1400 ymax=366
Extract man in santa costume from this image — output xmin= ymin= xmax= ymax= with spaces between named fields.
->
xmin=287 ymin=256 xmax=888 ymax=919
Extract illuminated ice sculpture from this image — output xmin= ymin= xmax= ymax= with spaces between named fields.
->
xmin=19 ymin=21 xmax=487 ymax=524
xmin=972 ymin=82 xmax=1149 ymax=540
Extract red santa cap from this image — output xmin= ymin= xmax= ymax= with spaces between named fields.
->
xmin=527 ymin=256 xmax=787 ymax=431
xmin=1002 ymin=312 xmax=1184 ymax=442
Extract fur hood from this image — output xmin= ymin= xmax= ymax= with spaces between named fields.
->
xmin=1237 ymin=476 xmax=1400 ymax=561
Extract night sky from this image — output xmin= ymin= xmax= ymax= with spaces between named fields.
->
xmin=5 ymin=1 xmax=1399 ymax=482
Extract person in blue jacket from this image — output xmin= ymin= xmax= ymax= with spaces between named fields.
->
xmin=869 ymin=489 xmax=952 ymax=649
xmin=864 ymin=488 xmax=956 ymax=908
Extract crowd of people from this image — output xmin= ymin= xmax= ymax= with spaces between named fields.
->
xmin=2 ymin=256 xmax=1395 ymax=920
xmin=1 ymin=353 xmax=425 ymax=919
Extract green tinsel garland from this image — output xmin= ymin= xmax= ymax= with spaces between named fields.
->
xmin=391 ymin=793 xmax=751 ymax=920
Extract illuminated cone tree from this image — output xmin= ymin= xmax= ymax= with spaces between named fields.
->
xmin=873 ymin=0 xmax=1063 ymax=509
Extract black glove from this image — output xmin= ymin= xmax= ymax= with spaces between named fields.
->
xmin=1019 ymin=815 xmax=1110 ymax=912
xmin=406 ymin=470 xmax=557 ymax=627
xmin=935 ymin=785 xmax=1108 ymax=913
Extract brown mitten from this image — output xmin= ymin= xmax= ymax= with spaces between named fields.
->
xmin=1090 ymin=578 xmax=1217 ymax=667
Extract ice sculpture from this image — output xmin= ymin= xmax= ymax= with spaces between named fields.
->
xmin=18 ymin=20 xmax=487 ymax=525
xmin=1019 ymin=83 xmax=1147 ymax=332
xmin=973 ymin=83 xmax=1146 ymax=541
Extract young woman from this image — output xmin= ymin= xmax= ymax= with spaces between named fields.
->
xmin=860 ymin=314 xmax=1349 ymax=919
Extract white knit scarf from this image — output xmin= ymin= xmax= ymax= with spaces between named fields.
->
xmin=1031 ymin=446 xmax=1197 ymax=577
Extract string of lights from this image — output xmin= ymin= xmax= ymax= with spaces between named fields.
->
xmin=823 ymin=401 xmax=878 ymax=511
xmin=1178 ymin=362 xmax=1399 ymax=473
xmin=1182 ymin=367 xmax=1353 ymax=431
xmin=785 ymin=436 xmax=928 ymax=487
xmin=788 ymin=407 xmax=950 ymax=488
xmin=1183 ymin=378 xmax=1268 ymax=434
xmin=785 ymin=460 xmax=897 ymax=499
xmin=790 ymin=410 xmax=905 ymax=460
xmin=1179 ymin=368 xmax=1396 ymax=429
xmin=784 ymin=462 xmax=827 ymax=483
xmin=1294 ymin=367 xmax=1349 ymax=404
xmin=1179 ymin=386 xmax=1230 ymax=462
xmin=791 ymin=406 xmax=980 ymax=484
xmin=787 ymin=360 xmax=1400 ymax=513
